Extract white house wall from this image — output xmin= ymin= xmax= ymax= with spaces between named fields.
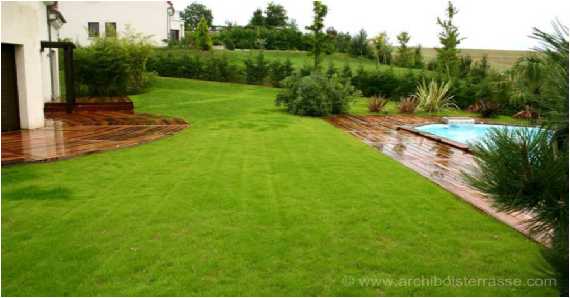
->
xmin=1 ymin=1 xmax=54 ymax=129
xmin=58 ymin=1 xmax=171 ymax=46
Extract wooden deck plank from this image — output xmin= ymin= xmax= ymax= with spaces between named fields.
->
xmin=1 ymin=111 xmax=188 ymax=166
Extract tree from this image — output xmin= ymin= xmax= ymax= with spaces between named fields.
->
xmin=265 ymin=2 xmax=288 ymax=27
xmin=194 ymin=16 xmax=212 ymax=51
xmin=413 ymin=45 xmax=424 ymax=68
xmin=466 ymin=21 xmax=569 ymax=296
xmin=340 ymin=63 xmax=353 ymax=83
xmin=180 ymin=2 xmax=213 ymax=31
xmin=372 ymin=32 xmax=392 ymax=65
xmin=305 ymin=1 xmax=328 ymax=68
xmin=326 ymin=61 xmax=337 ymax=78
xmin=395 ymin=31 xmax=412 ymax=67
xmin=435 ymin=1 xmax=464 ymax=76
xmin=249 ymin=8 xmax=265 ymax=27
xmin=335 ymin=31 xmax=352 ymax=53
xmin=510 ymin=54 xmax=545 ymax=108
xmin=350 ymin=29 xmax=370 ymax=57
xmin=245 ymin=51 xmax=269 ymax=84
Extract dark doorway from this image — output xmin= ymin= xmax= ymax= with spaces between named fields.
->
xmin=2 ymin=43 xmax=21 ymax=131
xmin=170 ymin=29 xmax=180 ymax=41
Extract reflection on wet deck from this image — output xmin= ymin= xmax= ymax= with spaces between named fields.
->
xmin=327 ymin=115 xmax=545 ymax=244
xmin=2 ymin=111 xmax=188 ymax=165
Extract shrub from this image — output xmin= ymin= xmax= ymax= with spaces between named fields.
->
xmin=298 ymin=64 xmax=313 ymax=76
xmin=147 ymin=51 xmax=241 ymax=83
xmin=275 ymin=72 xmax=355 ymax=116
xmin=75 ymin=38 xmax=130 ymax=96
xmin=194 ymin=16 xmax=212 ymax=51
xmin=416 ymin=80 xmax=457 ymax=113
xmin=396 ymin=70 xmax=421 ymax=99
xmin=269 ymin=59 xmax=294 ymax=87
xmin=219 ymin=26 xmax=305 ymax=50
xmin=201 ymin=54 xmax=239 ymax=82
xmin=399 ymin=96 xmax=418 ymax=114
xmin=466 ymin=128 xmax=568 ymax=295
xmin=244 ymin=52 xmax=269 ymax=84
xmin=468 ymin=99 xmax=500 ymax=118
xmin=352 ymin=68 xmax=399 ymax=98
xmin=368 ymin=96 xmax=388 ymax=113
xmin=340 ymin=63 xmax=353 ymax=82
xmin=326 ymin=62 xmax=337 ymax=78
xmin=121 ymin=30 xmax=154 ymax=94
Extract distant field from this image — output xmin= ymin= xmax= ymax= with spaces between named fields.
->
xmin=422 ymin=48 xmax=531 ymax=71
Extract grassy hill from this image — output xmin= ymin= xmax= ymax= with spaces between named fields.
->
xmin=156 ymin=48 xmax=420 ymax=75
xmin=157 ymin=47 xmax=530 ymax=73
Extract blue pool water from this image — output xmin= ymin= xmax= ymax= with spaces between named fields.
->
xmin=415 ymin=123 xmax=540 ymax=145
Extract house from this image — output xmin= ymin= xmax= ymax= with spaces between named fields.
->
xmin=57 ymin=1 xmax=184 ymax=46
xmin=1 ymin=1 xmax=65 ymax=131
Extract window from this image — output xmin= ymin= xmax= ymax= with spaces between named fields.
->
xmin=88 ymin=22 xmax=99 ymax=38
xmin=105 ymin=22 xmax=117 ymax=37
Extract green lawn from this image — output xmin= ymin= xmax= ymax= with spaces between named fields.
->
xmin=1 ymin=77 xmax=554 ymax=296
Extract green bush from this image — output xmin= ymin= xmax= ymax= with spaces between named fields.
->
xmin=340 ymin=63 xmax=353 ymax=82
xmin=219 ymin=26 xmax=307 ymax=51
xmin=194 ymin=16 xmax=212 ymax=51
xmin=326 ymin=62 xmax=337 ymax=78
xmin=201 ymin=54 xmax=239 ymax=82
xmin=275 ymin=72 xmax=355 ymax=116
xmin=269 ymin=59 xmax=294 ymax=87
xmin=74 ymin=29 xmax=154 ymax=96
xmin=298 ymin=64 xmax=313 ymax=76
xmin=75 ymin=38 xmax=130 ymax=96
xmin=351 ymin=68 xmax=399 ymax=98
xmin=147 ymin=52 xmax=240 ymax=83
xmin=122 ymin=31 xmax=154 ymax=94
xmin=244 ymin=52 xmax=269 ymax=84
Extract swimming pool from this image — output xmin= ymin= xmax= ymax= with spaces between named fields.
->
xmin=415 ymin=123 xmax=541 ymax=145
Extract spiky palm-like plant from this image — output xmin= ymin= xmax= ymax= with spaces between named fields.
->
xmin=415 ymin=80 xmax=457 ymax=113
xmin=466 ymin=20 xmax=568 ymax=296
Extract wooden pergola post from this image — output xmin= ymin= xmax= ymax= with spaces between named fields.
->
xmin=41 ymin=41 xmax=76 ymax=113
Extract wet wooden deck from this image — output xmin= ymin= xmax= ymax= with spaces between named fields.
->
xmin=326 ymin=115 xmax=545 ymax=244
xmin=2 ymin=111 xmax=188 ymax=166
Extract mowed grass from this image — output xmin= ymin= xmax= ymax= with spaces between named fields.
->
xmin=1 ymin=77 xmax=555 ymax=296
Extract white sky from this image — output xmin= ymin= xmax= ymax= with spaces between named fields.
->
xmin=170 ymin=0 xmax=569 ymax=50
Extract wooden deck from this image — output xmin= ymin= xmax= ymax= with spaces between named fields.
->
xmin=1 ymin=111 xmax=188 ymax=166
xmin=326 ymin=115 xmax=545 ymax=244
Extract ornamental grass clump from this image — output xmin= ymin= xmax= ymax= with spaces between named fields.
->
xmin=398 ymin=96 xmax=418 ymax=114
xmin=368 ymin=96 xmax=389 ymax=113
xmin=415 ymin=79 xmax=457 ymax=113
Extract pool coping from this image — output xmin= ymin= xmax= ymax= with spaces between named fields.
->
xmin=397 ymin=121 xmax=539 ymax=153
xmin=397 ymin=124 xmax=472 ymax=152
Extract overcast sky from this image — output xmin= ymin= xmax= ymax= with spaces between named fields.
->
xmin=170 ymin=0 xmax=569 ymax=50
